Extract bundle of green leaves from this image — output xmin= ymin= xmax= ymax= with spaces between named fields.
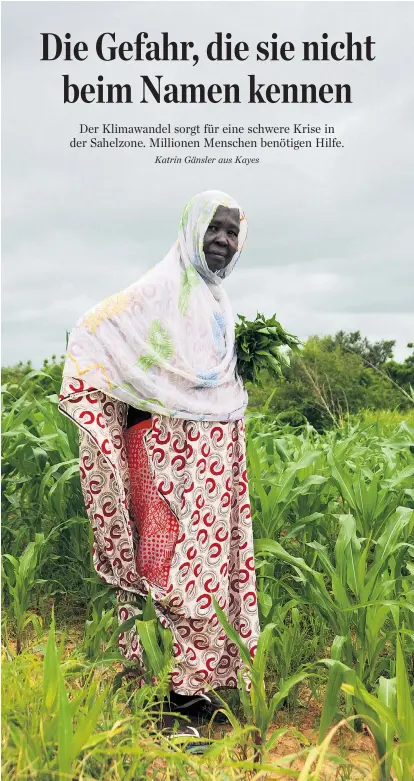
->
xmin=235 ymin=313 xmax=301 ymax=385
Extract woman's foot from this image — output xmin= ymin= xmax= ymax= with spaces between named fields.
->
xmin=158 ymin=712 xmax=211 ymax=753
xmin=159 ymin=711 xmax=201 ymax=738
xmin=168 ymin=691 xmax=229 ymax=724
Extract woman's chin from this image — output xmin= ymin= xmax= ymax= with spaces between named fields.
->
xmin=206 ymin=257 xmax=228 ymax=272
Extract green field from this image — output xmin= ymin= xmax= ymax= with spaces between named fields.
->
xmin=2 ymin=356 xmax=414 ymax=780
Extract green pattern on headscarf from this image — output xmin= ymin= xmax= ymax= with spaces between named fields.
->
xmin=114 ymin=381 xmax=169 ymax=411
xmin=178 ymin=264 xmax=200 ymax=316
xmin=179 ymin=198 xmax=195 ymax=231
xmin=138 ymin=320 xmax=174 ymax=371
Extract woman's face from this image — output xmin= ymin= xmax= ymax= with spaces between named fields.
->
xmin=203 ymin=205 xmax=240 ymax=272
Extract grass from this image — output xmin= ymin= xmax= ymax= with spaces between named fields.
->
xmin=1 ymin=622 xmax=378 ymax=781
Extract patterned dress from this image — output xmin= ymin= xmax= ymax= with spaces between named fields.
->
xmin=59 ymin=376 xmax=260 ymax=694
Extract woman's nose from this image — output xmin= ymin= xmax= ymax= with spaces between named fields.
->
xmin=215 ymin=230 xmax=228 ymax=245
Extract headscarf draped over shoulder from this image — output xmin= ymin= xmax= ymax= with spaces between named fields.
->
xmin=61 ymin=190 xmax=248 ymax=422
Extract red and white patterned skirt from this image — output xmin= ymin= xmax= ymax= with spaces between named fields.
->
xmin=124 ymin=416 xmax=260 ymax=695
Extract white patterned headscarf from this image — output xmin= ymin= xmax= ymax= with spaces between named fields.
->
xmin=62 ymin=190 xmax=248 ymax=421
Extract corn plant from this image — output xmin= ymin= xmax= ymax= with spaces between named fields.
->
xmin=319 ymin=634 xmax=414 ymax=781
xmin=327 ymin=443 xmax=414 ymax=538
xmin=247 ymin=431 xmax=329 ymax=542
xmin=213 ymin=597 xmax=313 ymax=763
xmin=43 ymin=613 xmax=109 ymax=780
xmin=266 ymin=600 xmax=328 ymax=695
xmin=2 ymin=533 xmax=51 ymax=653
xmin=135 ymin=590 xmax=174 ymax=698
xmin=2 ymin=379 xmax=93 ymax=602
xmin=255 ymin=507 xmax=414 ymax=688
xmin=2 ymin=375 xmax=82 ymax=530
xmin=82 ymin=587 xmax=119 ymax=659
xmin=2 ymin=612 xmax=120 ymax=780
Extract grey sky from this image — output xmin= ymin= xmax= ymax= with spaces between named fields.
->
xmin=2 ymin=1 xmax=414 ymax=366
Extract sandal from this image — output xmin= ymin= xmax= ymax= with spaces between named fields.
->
xmin=168 ymin=691 xmax=230 ymax=724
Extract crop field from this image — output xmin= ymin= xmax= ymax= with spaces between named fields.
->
xmin=2 ymin=361 xmax=414 ymax=780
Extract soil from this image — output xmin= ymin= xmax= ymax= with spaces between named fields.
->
xmin=201 ymin=688 xmax=376 ymax=779
xmin=204 ymin=714 xmax=375 ymax=780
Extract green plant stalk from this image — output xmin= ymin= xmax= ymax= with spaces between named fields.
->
xmin=213 ymin=597 xmax=312 ymax=764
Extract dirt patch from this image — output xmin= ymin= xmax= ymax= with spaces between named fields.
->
xmin=204 ymin=703 xmax=376 ymax=780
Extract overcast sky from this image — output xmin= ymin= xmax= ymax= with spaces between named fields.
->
xmin=2 ymin=1 xmax=414 ymax=366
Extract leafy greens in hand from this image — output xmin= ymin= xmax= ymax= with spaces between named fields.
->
xmin=235 ymin=313 xmax=301 ymax=386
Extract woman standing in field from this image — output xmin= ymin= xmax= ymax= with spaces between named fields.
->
xmin=59 ymin=190 xmax=259 ymax=732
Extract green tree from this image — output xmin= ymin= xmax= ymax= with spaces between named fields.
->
xmin=329 ymin=330 xmax=396 ymax=367
xmin=383 ymin=343 xmax=414 ymax=395
xmin=247 ymin=335 xmax=411 ymax=429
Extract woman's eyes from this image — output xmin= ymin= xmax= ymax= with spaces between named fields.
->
xmin=208 ymin=225 xmax=238 ymax=236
